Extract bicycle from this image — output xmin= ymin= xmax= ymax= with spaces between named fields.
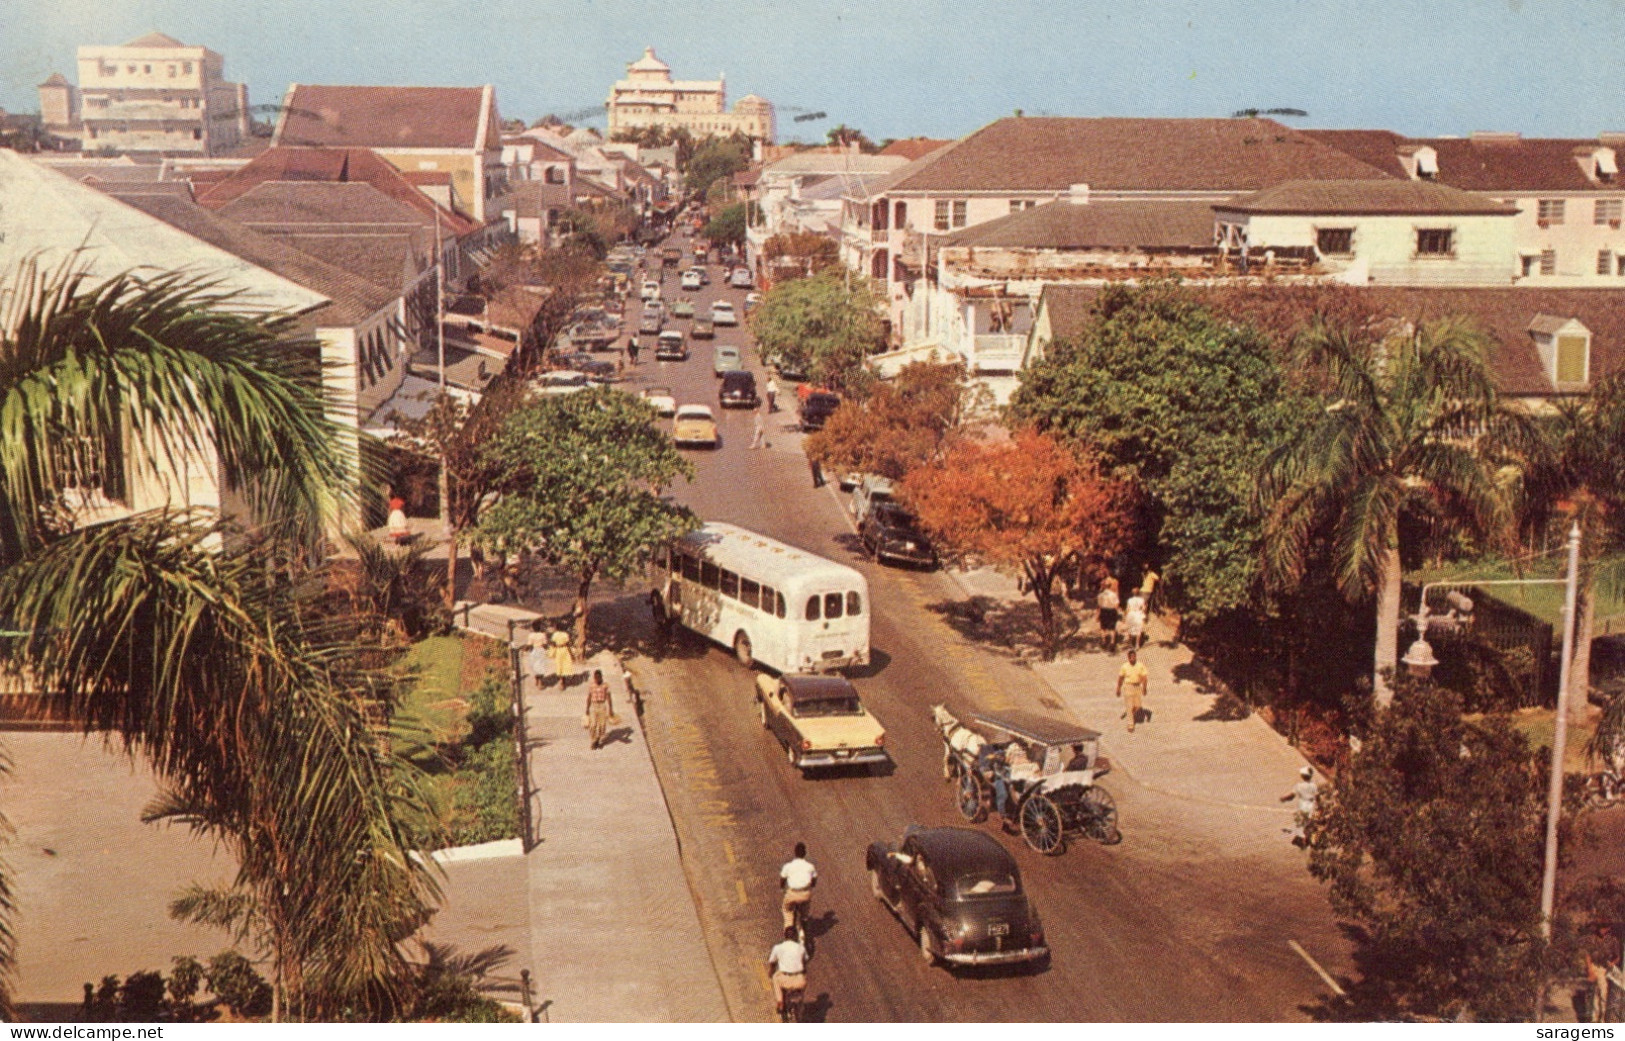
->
xmin=789 ymin=896 xmax=812 ymax=955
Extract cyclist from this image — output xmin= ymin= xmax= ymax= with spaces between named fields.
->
xmin=779 ymin=842 xmax=817 ymax=937
xmin=767 ymin=925 xmax=808 ymax=1019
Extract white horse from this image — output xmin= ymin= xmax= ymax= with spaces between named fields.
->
xmin=932 ymin=704 xmax=986 ymax=779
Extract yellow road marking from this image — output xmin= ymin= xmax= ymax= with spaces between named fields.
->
xmin=723 ymin=840 xmax=737 ymax=865
xmin=737 ymin=879 xmax=749 ymax=906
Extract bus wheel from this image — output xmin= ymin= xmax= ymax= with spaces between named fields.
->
xmin=734 ymin=632 xmax=754 ymax=669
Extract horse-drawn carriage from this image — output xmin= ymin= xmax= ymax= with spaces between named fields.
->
xmin=932 ymin=706 xmax=1121 ymax=854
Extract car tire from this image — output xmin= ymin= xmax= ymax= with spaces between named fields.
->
xmin=734 ymin=632 xmax=754 ymax=669
xmin=786 ymin=741 xmax=799 ymax=767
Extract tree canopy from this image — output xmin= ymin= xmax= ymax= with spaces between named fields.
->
xmin=762 ymin=232 xmax=840 ymax=281
xmin=806 ymin=361 xmax=990 ymax=481
xmin=749 ymin=269 xmax=886 ymax=391
xmin=702 ymin=202 xmax=748 ymax=248
xmin=685 ymin=135 xmax=752 ymax=200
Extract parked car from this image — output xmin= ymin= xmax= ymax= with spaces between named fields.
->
xmin=671 ymin=298 xmax=696 ymax=319
xmin=641 ymin=385 xmax=677 ymax=416
xmin=799 ymin=391 xmax=841 ymax=431
xmin=769 ymin=354 xmax=808 ymax=382
xmin=639 ymin=311 xmax=663 ymax=334
xmin=691 ymin=318 xmax=716 ymax=339
xmin=569 ymin=322 xmax=616 ymax=349
xmin=535 ymin=370 xmax=589 ymax=396
xmin=672 ymin=404 xmax=719 ymax=448
xmin=865 ymin=826 xmax=1048 ymax=968
xmin=744 ymin=291 xmax=763 ymax=313
xmin=713 ymin=345 xmax=744 ymax=376
xmin=681 ymin=269 xmax=704 ymax=291
xmin=860 ymin=503 xmax=937 ymax=568
xmin=754 ymin=674 xmax=888 ymax=773
xmin=719 ymin=370 xmax=759 ymax=408
xmin=731 ymin=267 xmax=754 ymax=289
xmin=641 ymin=280 xmax=661 ymax=301
xmin=711 ymin=301 xmax=738 ymax=326
xmin=579 ymin=359 xmax=619 ymax=384
xmin=656 ymin=329 xmax=688 ymax=361
xmin=850 ymin=474 xmax=896 ymax=527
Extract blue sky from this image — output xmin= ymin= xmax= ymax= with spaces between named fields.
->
xmin=6 ymin=0 xmax=1625 ymax=141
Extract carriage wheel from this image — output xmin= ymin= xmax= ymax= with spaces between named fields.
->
xmin=1020 ymin=795 xmax=1066 ymax=856
xmin=957 ymin=769 xmax=987 ymax=823
xmin=1081 ymin=786 xmax=1121 ymax=845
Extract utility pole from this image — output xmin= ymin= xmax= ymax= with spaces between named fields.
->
xmin=1540 ymin=521 xmax=1584 ymax=937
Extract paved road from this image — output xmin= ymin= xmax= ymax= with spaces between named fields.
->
xmin=597 ymin=238 xmax=1347 ymax=1022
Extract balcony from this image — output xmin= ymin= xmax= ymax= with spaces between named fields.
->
xmin=972 ymin=334 xmax=1028 ymax=372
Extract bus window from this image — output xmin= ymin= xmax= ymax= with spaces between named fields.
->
xmin=775 ymin=592 xmax=786 ymax=618
xmin=701 ymin=561 xmax=719 ymax=589
xmin=740 ymin=578 xmax=760 ymax=609
xmin=681 ymin=553 xmax=700 ymax=582
xmin=847 ymin=591 xmax=863 ymax=616
xmin=805 ymin=595 xmax=821 ymax=621
xmin=824 ymin=592 xmax=844 ymax=619
xmin=721 ymin=569 xmax=739 ymax=599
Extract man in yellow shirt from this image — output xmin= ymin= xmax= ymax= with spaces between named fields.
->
xmin=1117 ymin=649 xmax=1149 ymax=732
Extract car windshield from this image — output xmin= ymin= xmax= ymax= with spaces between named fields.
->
xmin=873 ymin=503 xmax=920 ymax=532
xmin=647 ymin=387 xmax=672 ymax=397
xmin=676 ymin=407 xmax=711 ymax=420
xmin=954 ymin=870 xmax=1020 ymax=898
xmin=793 ymin=696 xmax=863 ymax=717
xmin=808 ymin=394 xmax=840 ymax=410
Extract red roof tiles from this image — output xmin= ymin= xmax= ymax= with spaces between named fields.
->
xmin=276 ymin=85 xmax=490 ymax=150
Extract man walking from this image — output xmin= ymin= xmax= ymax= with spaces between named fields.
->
xmin=766 ymin=375 xmax=780 ymax=413
xmin=627 ymin=335 xmax=640 ymax=365
xmin=751 ymin=407 xmax=766 ymax=449
xmin=1116 ymin=648 xmax=1148 ymax=732
xmin=1281 ymin=766 xmax=1318 ymax=847
xmin=809 ymin=455 xmax=825 ymax=488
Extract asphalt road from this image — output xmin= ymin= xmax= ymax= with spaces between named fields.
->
xmin=593 ymin=236 xmax=1348 ymax=1022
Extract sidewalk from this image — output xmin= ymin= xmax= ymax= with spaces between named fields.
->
xmin=448 ymin=604 xmax=729 ymax=1022
xmin=947 ymin=566 xmax=1310 ymax=814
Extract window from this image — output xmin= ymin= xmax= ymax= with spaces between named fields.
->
xmin=846 ymin=591 xmax=863 ymax=616
xmin=720 ymin=569 xmax=739 ymax=599
xmin=182 ymin=62 xmax=192 ymax=74
xmin=681 ymin=553 xmax=700 ymax=582
xmin=934 ymin=199 xmax=950 ymax=231
xmin=894 ymin=201 xmax=907 ymax=227
xmin=1556 ymin=334 xmax=1589 ymax=384
xmin=143 ymin=65 xmax=152 ymax=74
xmin=1316 ymin=228 xmax=1354 ymax=255
xmin=1537 ymin=199 xmax=1566 ymax=224
xmin=1008 ymin=199 xmax=1036 ymax=214
xmin=824 ymin=592 xmax=845 ymax=619
xmin=1416 ymin=228 xmax=1454 ymax=256
xmin=934 ymin=199 xmax=968 ymax=231
xmin=192 ymin=128 xmax=202 ymax=140
xmin=1600 ymin=250 xmax=1614 ymax=276
xmin=545 ymin=166 xmax=565 ymax=184
xmin=1596 ymin=199 xmax=1623 ymax=225
xmin=126 ymin=65 xmax=137 ymax=74
xmin=805 ymin=596 xmax=820 ymax=621
xmin=167 ymin=65 xmax=176 ymax=77
xmin=100 ymin=62 xmax=115 ymax=76
xmin=740 ymin=578 xmax=760 ymax=609
xmin=700 ymin=561 xmax=719 ymax=589
xmin=952 ymin=200 xmax=967 ymax=228
xmin=1540 ymin=249 xmax=1557 ymax=275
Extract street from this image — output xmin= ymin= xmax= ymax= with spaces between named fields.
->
xmin=588 ymin=235 xmax=1350 ymax=1022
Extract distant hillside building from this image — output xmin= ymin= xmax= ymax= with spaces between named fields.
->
xmin=67 ymin=32 xmax=249 ymax=155
xmin=605 ymin=47 xmax=774 ymax=144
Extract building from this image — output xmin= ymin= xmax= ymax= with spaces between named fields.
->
xmin=605 ymin=47 xmax=774 ymax=144
xmin=273 ymin=84 xmax=507 ymax=223
xmin=67 ymin=32 xmax=249 ymax=155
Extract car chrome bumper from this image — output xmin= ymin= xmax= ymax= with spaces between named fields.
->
xmin=794 ymin=749 xmax=889 ymax=769
xmin=943 ymin=945 xmax=1048 ymax=966
xmin=877 ymin=547 xmax=937 ymax=566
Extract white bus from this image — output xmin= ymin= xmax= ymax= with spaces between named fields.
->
xmin=650 ymin=522 xmax=870 ymax=674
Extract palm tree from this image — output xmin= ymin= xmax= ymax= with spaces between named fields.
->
xmin=0 ymin=259 xmax=436 ymax=1017
xmin=1259 ymin=316 xmax=1514 ymax=705
xmin=1518 ymin=373 xmax=1625 ymax=725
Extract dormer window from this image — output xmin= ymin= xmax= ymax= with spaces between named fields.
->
xmin=1414 ymin=147 xmax=1438 ymax=179
xmin=1528 ymin=314 xmax=1592 ymax=389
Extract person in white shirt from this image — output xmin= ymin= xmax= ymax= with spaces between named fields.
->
xmin=767 ymin=926 xmax=807 ymax=1013
xmin=1122 ymin=592 xmax=1148 ymax=650
xmin=780 ymin=842 xmax=817 ymax=931
xmin=1281 ymin=766 xmax=1319 ymax=847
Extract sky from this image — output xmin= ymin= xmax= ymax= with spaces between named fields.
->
xmin=5 ymin=0 xmax=1625 ymax=142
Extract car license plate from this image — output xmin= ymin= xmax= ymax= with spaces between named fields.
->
xmin=821 ymin=649 xmax=843 ymax=660
xmin=988 ymin=922 xmax=1010 ymax=937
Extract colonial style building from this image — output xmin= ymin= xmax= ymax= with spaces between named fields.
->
xmin=605 ymin=47 xmax=774 ymax=144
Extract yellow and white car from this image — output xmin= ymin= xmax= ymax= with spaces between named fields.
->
xmin=672 ymin=403 xmax=719 ymax=448
xmin=755 ymin=674 xmax=888 ymax=773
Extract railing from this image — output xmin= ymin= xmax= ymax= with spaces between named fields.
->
xmin=504 ymin=619 xmax=536 ymax=853
xmin=973 ymin=334 xmax=1028 ymax=372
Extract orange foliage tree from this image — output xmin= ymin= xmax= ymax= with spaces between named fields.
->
xmin=905 ymin=430 xmax=1136 ymax=659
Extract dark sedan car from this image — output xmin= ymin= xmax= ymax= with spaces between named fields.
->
xmin=866 ymin=826 xmax=1048 ymax=968
xmin=719 ymin=370 xmax=759 ymax=409
xmin=799 ymin=391 xmax=841 ymax=432
xmin=860 ymin=502 xmax=937 ymax=568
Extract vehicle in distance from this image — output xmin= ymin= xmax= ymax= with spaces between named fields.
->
xmin=662 ymin=246 xmax=683 ymax=267
xmin=754 ymin=673 xmax=887 ymax=772
xmin=713 ymin=345 xmax=744 ymax=376
xmin=711 ymin=301 xmax=738 ymax=326
xmin=799 ymin=391 xmax=841 ymax=432
xmin=744 ymin=291 xmax=763 ymax=313
xmin=535 ymin=370 xmax=589 ymax=396
xmin=692 ymin=318 xmax=716 ymax=339
xmin=569 ymin=322 xmax=616 ymax=349
xmin=642 ymin=385 xmax=677 ymax=416
xmin=641 ymin=280 xmax=661 ymax=301
xmin=768 ymin=353 xmax=808 ymax=382
xmin=671 ymin=298 xmax=696 ymax=319
xmin=639 ymin=311 xmax=663 ymax=334
xmin=681 ymin=269 xmax=704 ymax=291
xmin=719 ymin=370 xmax=759 ymax=408
xmin=649 ymin=521 xmax=870 ymax=673
xmin=731 ymin=267 xmax=754 ymax=289
xmin=656 ymin=329 xmax=688 ymax=360
xmin=579 ymin=359 xmax=619 ymax=384
xmin=672 ymin=404 xmax=719 ymax=448
xmin=860 ymin=502 xmax=937 ymax=568
xmin=851 ymin=474 xmax=896 ymax=527
xmin=866 ymin=826 xmax=1048 ymax=968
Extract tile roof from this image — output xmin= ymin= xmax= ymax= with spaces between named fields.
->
xmin=879 ymin=138 xmax=954 ymax=161
xmin=881 ymin=117 xmax=1394 ymax=194
xmin=945 ymin=199 xmax=1217 ymax=250
xmin=499 ymin=180 xmax=572 ymax=217
xmin=763 ymin=151 xmax=909 ymax=177
xmin=1037 ymin=285 xmax=1102 ymax=341
xmin=1218 ymin=179 xmax=1519 ymax=215
xmin=1307 ymin=129 xmax=1625 ymax=194
xmin=276 ymin=85 xmax=490 ymax=150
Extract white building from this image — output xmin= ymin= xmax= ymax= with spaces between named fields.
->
xmin=71 ymin=32 xmax=249 ymax=155
xmin=605 ymin=47 xmax=774 ymax=144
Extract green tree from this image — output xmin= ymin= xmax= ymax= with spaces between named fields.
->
xmin=825 ymin=124 xmax=877 ymax=153
xmin=762 ymin=231 xmax=840 ymax=282
xmin=1308 ymin=678 xmax=1547 ymax=1020
xmin=701 ymin=202 xmax=748 ymax=249
xmin=0 ymin=261 xmax=436 ymax=1018
xmin=750 ymin=269 xmax=886 ymax=391
xmin=472 ymin=389 xmax=697 ymax=652
xmin=1010 ymin=282 xmax=1309 ymax=627
xmin=1258 ymin=315 xmax=1513 ymax=705
xmin=684 ymin=135 xmax=751 ymax=200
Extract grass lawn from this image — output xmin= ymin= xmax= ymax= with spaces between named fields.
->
xmin=398 ymin=635 xmax=469 ymax=742
xmin=1409 ymin=554 xmax=1625 ymax=630
xmin=1491 ymin=707 xmax=1600 ymax=773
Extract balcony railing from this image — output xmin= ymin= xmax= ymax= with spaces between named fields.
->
xmin=973 ymin=334 xmax=1028 ymax=372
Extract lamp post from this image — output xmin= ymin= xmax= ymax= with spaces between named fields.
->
xmin=1401 ymin=522 xmax=1582 ymax=938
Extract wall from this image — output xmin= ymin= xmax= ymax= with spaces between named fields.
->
xmin=1239 ymin=211 xmax=1516 ymax=286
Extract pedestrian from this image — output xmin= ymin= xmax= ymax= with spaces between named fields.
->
xmin=1096 ymin=576 xmax=1121 ymax=653
xmin=583 ymin=668 xmax=616 ymax=750
xmin=548 ymin=629 xmax=575 ymax=688
xmin=1122 ymin=591 xmax=1147 ymax=650
xmin=627 ymin=336 xmax=640 ymax=365
xmin=766 ymin=376 xmax=780 ymax=413
xmin=751 ymin=408 xmax=766 ymax=449
xmin=1139 ymin=567 xmax=1160 ymax=613
xmin=1280 ymin=766 xmax=1319 ymax=847
xmin=1116 ymin=648 xmax=1148 ymax=732
xmin=525 ymin=621 xmax=549 ymax=693
xmin=809 ymin=455 xmax=825 ymax=488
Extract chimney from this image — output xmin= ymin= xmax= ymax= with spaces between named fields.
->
xmin=1067 ymin=183 xmax=1090 ymax=205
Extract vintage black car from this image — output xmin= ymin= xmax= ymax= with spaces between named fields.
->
xmin=865 ymin=826 xmax=1048 ymax=968
xmin=860 ymin=502 xmax=937 ymax=568
xmin=799 ymin=392 xmax=841 ymax=432
xmin=719 ymin=370 xmax=759 ymax=409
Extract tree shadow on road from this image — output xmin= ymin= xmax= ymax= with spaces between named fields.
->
xmin=922 ymin=594 xmax=1089 ymax=661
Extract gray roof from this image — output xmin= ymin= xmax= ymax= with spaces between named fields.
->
xmin=944 ymin=199 xmax=1216 ymax=250
xmin=1218 ymin=179 xmax=1520 ymax=216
